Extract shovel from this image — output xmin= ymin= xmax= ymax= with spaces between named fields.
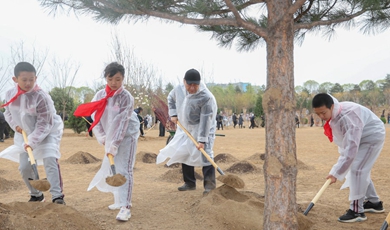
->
xmin=80 ymin=117 xmax=127 ymax=187
xmin=21 ymin=130 xmax=51 ymax=191
xmin=176 ymin=121 xmax=245 ymax=189
xmin=105 ymin=154 xmax=126 ymax=187
xmin=380 ymin=212 xmax=390 ymax=230
xmin=303 ymin=179 xmax=331 ymax=215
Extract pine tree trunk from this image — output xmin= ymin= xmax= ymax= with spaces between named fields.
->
xmin=263 ymin=1 xmax=298 ymax=229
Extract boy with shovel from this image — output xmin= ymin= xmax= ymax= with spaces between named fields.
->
xmin=312 ymin=93 xmax=385 ymax=223
xmin=0 ymin=62 xmax=65 ymax=204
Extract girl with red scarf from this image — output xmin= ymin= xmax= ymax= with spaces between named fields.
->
xmin=74 ymin=62 xmax=139 ymax=222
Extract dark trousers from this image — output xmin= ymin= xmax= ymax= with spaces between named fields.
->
xmin=233 ymin=121 xmax=237 ymax=128
xmin=0 ymin=122 xmax=5 ymax=140
xmin=4 ymin=125 xmax=9 ymax=137
xmin=159 ymin=122 xmax=165 ymax=137
xmin=182 ymin=163 xmax=216 ymax=190
xmin=217 ymin=121 xmax=223 ymax=130
xmin=139 ymin=124 xmax=144 ymax=136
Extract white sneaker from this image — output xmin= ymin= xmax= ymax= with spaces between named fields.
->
xmin=116 ymin=207 xmax=131 ymax=221
xmin=108 ymin=204 xmax=121 ymax=210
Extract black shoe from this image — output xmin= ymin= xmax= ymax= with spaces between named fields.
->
xmin=52 ymin=197 xmax=66 ymax=205
xmin=178 ymin=184 xmax=196 ymax=191
xmin=364 ymin=200 xmax=384 ymax=213
xmin=338 ymin=209 xmax=367 ymax=223
xmin=28 ymin=194 xmax=45 ymax=202
xmin=0 ymin=139 xmax=4 ymax=142
xmin=4 ymin=136 xmax=10 ymax=139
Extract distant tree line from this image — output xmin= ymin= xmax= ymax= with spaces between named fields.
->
xmin=1 ymin=41 xmax=389 ymax=131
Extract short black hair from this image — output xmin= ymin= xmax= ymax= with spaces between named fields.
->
xmin=104 ymin=62 xmax=125 ymax=78
xmin=14 ymin=62 xmax=36 ymax=77
xmin=312 ymin=93 xmax=334 ymax=109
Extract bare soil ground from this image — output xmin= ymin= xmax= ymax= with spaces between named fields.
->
xmin=1 ymin=124 xmax=390 ymax=230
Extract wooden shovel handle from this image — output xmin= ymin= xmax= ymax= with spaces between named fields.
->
xmin=303 ymin=179 xmax=331 ymax=215
xmin=107 ymin=154 xmax=117 ymax=175
xmin=22 ymin=130 xmax=36 ymax=165
xmin=176 ymin=121 xmax=224 ymax=175
xmin=311 ymin=179 xmax=331 ymax=204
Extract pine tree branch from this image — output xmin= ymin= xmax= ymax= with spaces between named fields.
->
xmin=294 ymin=10 xmax=366 ymax=29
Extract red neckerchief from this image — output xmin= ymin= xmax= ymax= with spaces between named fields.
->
xmin=73 ymin=85 xmax=117 ymax=131
xmin=324 ymin=119 xmax=333 ymax=142
xmin=1 ymin=86 xmax=27 ymax=107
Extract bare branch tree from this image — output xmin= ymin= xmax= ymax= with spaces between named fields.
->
xmin=48 ymin=57 xmax=80 ymax=120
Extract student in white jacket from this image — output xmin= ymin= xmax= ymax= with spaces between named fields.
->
xmin=312 ymin=93 xmax=385 ymax=223
xmin=0 ymin=62 xmax=65 ymax=204
xmin=74 ymin=62 xmax=139 ymax=222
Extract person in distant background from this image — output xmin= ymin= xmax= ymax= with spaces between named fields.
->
xmin=232 ymin=113 xmax=237 ymax=128
xmin=153 ymin=107 xmax=165 ymax=137
xmin=0 ymin=111 xmax=6 ymax=142
xmin=134 ymin=107 xmax=144 ymax=137
xmin=310 ymin=114 xmax=314 ymax=127
xmin=216 ymin=112 xmax=223 ymax=130
xmin=238 ymin=114 xmax=243 ymax=128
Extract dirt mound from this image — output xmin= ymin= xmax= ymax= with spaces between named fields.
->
xmin=0 ymin=177 xmax=23 ymax=192
xmin=226 ymin=160 xmax=258 ymax=174
xmin=246 ymin=153 xmax=265 ymax=164
xmin=248 ymin=153 xmax=313 ymax=170
xmin=159 ymin=168 xmax=203 ymax=183
xmin=0 ymin=202 xmax=102 ymax=230
xmin=192 ymin=185 xmax=313 ymax=230
xmin=297 ymin=159 xmax=314 ymax=170
xmin=65 ymin=151 xmax=101 ymax=164
xmin=136 ymin=151 xmax=157 ymax=163
xmin=214 ymin=153 xmax=239 ymax=163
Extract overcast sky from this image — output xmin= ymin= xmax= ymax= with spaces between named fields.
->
xmin=1 ymin=0 xmax=389 ymax=92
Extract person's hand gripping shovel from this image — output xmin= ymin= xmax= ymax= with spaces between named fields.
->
xmin=21 ymin=130 xmax=51 ymax=191
xmin=80 ymin=116 xmax=127 ymax=187
xmin=176 ymin=121 xmax=245 ymax=189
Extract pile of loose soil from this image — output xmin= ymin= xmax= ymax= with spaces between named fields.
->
xmin=0 ymin=177 xmax=23 ymax=192
xmin=159 ymin=168 xmax=203 ymax=183
xmin=297 ymin=159 xmax=314 ymax=170
xmin=65 ymin=151 xmax=101 ymax=164
xmin=214 ymin=153 xmax=239 ymax=164
xmin=226 ymin=160 xmax=258 ymax=174
xmin=245 ymin=152 xmax=265 ymax=164
xmin=252 ymin=153 xmax=313 ymax=170
xmin=0 ymin=202 xmax=102 ymax=230
xmin=191 ymin=185 xmax=313 ymax=230
xmin=136 ymin=151 xmax=157 ymax=163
